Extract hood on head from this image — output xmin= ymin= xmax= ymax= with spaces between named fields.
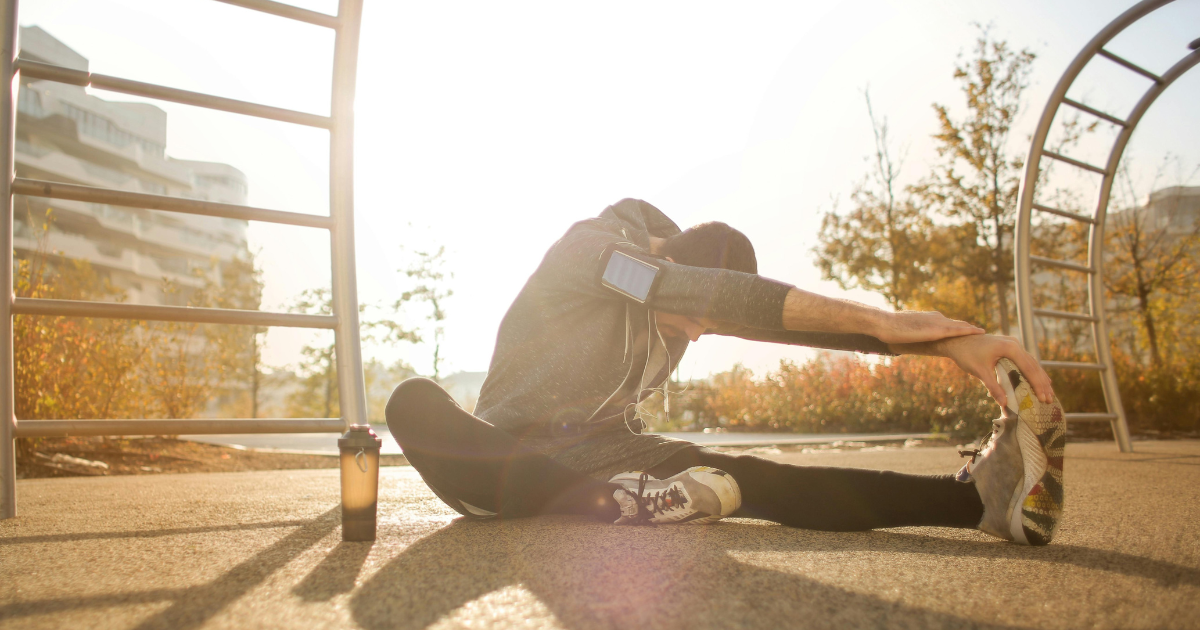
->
xmin=598 ymin=198 xmax=682 ymax=250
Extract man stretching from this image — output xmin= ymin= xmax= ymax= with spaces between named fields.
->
xmin=386 ymin=199 xmax=1065 ymax=545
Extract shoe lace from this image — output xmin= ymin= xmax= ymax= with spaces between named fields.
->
xmin=958 ymin=424 xmax=998 ymax=464
xmin=633 ymin=473 xmax=688 ymax=521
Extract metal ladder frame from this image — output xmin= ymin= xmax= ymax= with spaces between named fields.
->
xmin=1014 ymin=0 xmax=1200 ymax=453
xmin=1 ymin=0 xmax=369 ymax=518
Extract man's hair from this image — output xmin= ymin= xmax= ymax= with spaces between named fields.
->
xmin=659 ymin=222 xmax=757 ymax=274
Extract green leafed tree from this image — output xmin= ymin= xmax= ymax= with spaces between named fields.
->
xmin=815 ymin=90 xmax=936 ymax=310
xmin=285 ymin=288 xmax=340 ymax=418
xmin=910 ymin=30 xmax=1037 ymax=334
xmin=283 ymin=245 xmax=449 ymax=418
xmin=1105 ymin=164 xmax=1200 ymax=368
xmin=395 ymin=246 xmax=454 ymax=381
xmin=819 ymin=28 xmax=1094 ymax=334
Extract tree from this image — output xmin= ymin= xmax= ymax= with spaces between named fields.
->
xmin=820 ymin=28 xmax=1094 ymax=333
xmin=134 ymin=250 xmax=265 ymax=420
xmin=1105 ymin=164 xmax=1200 ymax=367
xmin=911 ymin=30 xmax=1036 ymax=334
xmin=285 ymin=288 xmax=339 ymax=418
xmin=395 ymin=247 xmax=454 ymax=382
xmin=815 ymin=90 xmax=935 ymax=310
xmin=14 ymin=205 xmax=268 ymax=423
xmin=284 ymin=277 xmax=429 ymax=418
xmin=13 ymin=210 xmax=148 ymax=421
xmin=197 ymin=253 xmax=266 ymax=417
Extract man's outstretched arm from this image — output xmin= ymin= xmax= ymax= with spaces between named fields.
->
xmin=779 ymin=287 xmax=1054 ymax=408
xmin=781 ymin=287 xmax=983 ymax=344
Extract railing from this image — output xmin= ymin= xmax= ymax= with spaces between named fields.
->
xmin=1 ymin=0 xmax=369 ymax=518
xmin=1013 ymin=0 xmax=1200 ymax=453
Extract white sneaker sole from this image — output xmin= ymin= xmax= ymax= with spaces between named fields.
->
xmin=997 ymin=359 xmax=1066 ymax=546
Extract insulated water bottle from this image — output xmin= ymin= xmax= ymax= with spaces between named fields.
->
xmin=339 ymin=424 xmax=382 ymax=541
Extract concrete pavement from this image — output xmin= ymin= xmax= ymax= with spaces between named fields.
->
xmin=1 ymin=440 xmax=1198 ymax=629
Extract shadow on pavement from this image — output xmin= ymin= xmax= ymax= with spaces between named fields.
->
xmin=5 ymin=507 xmax=1197 ymax=629
xmin=352 ymin=520 xmax=980 ymax=629
xmin=0 ymin=508 xmax=340 ymax=629
xmin=294 ymin=541 xmax=375 ymax=602
xmin=0 ymin=519 xmax=313 ymax=546
xmin=350 ymin=517 xmax=1200 ymax=630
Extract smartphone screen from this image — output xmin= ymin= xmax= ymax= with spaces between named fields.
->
xmin=601 ymin=250 xmax=659 ymax=302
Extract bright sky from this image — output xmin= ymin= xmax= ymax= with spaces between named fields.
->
xmin=17 ymin=0 xmax=1200 ymax=380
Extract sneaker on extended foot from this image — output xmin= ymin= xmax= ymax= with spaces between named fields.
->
xmin=609 ymin=466 xmax=742 ymax=525
xmin=957 ymin=358 xmax=1066 ymax=545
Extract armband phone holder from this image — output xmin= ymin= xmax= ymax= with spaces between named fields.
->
xmin=597 ymin=243 xmax=662 ymax=303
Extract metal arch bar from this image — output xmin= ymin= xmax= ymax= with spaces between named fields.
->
xmin=12 ymin=298 xmax=338 ymax=329
xmin=327 ymin=0 xmax=368 ymax=433
xmin=1032 ymin=202 xmax=1097 ymax=224
xmin=1083 ymin=46 xmax=1200 ymax=453
xmin=15 ymin=418 xmax=346 ymax=437
xmin=13 ymin=178 xmax=334 ymax=230
xmin=1029 ymin=255 xmax=1094 ymax=274
xmin=1015 ymin=0 xmax=1174 ymax=361
xmin=1061 ymin=97 xmax=1128 ymax=127
xmin=1033 ymin=308 xmax=1099 ymax=323
xmin=0 ymin=0 xmax=18 ymax=520
xmin=210 ymin=0 xmax=340 ymax=29
xmin=1041 ymin=361 xmax=1107 ymax=372
xmin=1065 ymin=413 xmax=1119 ymax=423
xmin=1041 ymin=150 xmax=1108 ymax=175
xmin=1014 ymin=0 xmax=1179 ymax=455
xmin=1097 ymin=48 xmax=1164 ymax=83
xmin=16 ymin=59 xmax=333 ymax=129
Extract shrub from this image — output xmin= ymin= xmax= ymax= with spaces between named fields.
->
xmin=655 ymin=347 xmax=1199 ymax=437
xmin=659 ymin=353 xmax=995 ymax=438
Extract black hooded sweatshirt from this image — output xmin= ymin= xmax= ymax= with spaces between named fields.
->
xmin=473 ymin=199 xmax=891 ymax=480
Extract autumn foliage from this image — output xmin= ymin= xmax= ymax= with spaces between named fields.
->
xmin=14 ymin=213 xmax=262 ymax=423
xmin=657 ymin=354 xmax=995 ymax=438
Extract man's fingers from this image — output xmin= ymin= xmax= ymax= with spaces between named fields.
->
xmin=1006 ymin=345 xmax=1055 ymax=403
xmin=981 ymin=369 xmax=1007 ymax=408
xmin=940 ymin=325 xmax=985 ymax=338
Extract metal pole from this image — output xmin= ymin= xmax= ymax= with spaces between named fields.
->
xmin=15 ymin=59 xmax=333 ymax=129
xmin=12 ymin=177 xmax=335 ymax=229
xmin=1 ymin=0 xmax=18 ymax=520
xmin=329 ymin=0 xmax=367 ymax=429
xmin=15 ymin=417 xmax=347 ymax=438
xmin=12 ymin=297 xmax=339 ymax=329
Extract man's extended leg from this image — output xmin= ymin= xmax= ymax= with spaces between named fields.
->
xmin=385 ymin=378 xmax=619 ymax=520
xmin=646 ymin=448 xmax=983 ymax=531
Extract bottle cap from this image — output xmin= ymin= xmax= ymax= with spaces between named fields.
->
xmin=339 ymin=424 xmax=382 ymax=449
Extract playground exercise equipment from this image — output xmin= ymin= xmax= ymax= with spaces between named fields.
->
xmin=0 ymin=0 xmax=368 ymax=518
xmin=1014 ymin=0 xmax=1200 ymax=453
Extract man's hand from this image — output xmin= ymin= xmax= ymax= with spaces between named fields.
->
xmin=891 ymin=334 xmax=1055 ymax=408
xmin=871 ymin=311 xmax=985 ymax=345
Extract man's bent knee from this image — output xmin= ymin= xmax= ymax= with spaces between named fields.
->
xmin=384 ymin=377 xmax=449 ymax=427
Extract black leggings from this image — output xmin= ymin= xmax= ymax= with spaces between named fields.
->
xmin=385 ymin=378 xmax=983 ymax=531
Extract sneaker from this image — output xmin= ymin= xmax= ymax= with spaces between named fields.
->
xmin=957 ymin=358 xmax=1066 ymax=545
xmin=609 ymin=466 xmax=742 ymax=525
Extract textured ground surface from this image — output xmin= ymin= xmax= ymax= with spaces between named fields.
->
xmin=1 ymin=440 xmax=1197 ymax=630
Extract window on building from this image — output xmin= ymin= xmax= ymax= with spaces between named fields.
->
xmin=61 ymin=102 xmax=166 ymax=158
xmin=138 ymin=179 xmax=167 ymax=195
xmin=17 ymin=86 xmax=45 ymax=117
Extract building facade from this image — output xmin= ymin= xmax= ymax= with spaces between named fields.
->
xmin=13 ymin=26 xmax=251 ymax=306
xmin=1142 ymin=185 xmax=1200 ymax=234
